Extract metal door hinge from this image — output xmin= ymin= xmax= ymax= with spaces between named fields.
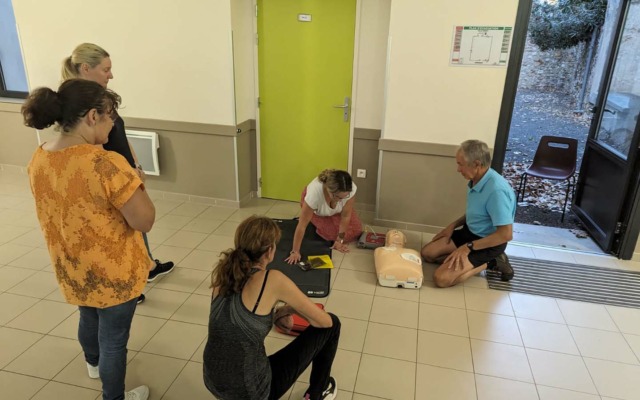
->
xmin=257 ymin=97 xmax=261 ymax=108
xmin=615 ymin=221 xmax=625 ymax=235
xmin=255 ymin=4 xmax=258 ymax=17
xmin=259 ymin=177 xmax=262 ymax=188
xmin=255 ymin=33 xmax=259 ymax=45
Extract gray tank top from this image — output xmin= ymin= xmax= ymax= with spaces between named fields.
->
xmin=203 ymin=269 xmax=273 ymax=400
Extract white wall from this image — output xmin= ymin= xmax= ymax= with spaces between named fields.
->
xmin=354 ymin=0 xmax=391 ymax=129
xmin=11 ymin=0 xmax=236 ymax=125
xmin=231 ymin=0 xmax=257 ymax=124
xmin=383 ymin=0 xmax=518 ymax=144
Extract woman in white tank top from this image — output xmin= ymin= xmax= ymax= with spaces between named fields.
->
xmin=285 ymin=169 xmax=363 ymax=265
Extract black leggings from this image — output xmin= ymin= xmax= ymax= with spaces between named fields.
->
xmin=268 ymin=313 xmax=341 ymax=400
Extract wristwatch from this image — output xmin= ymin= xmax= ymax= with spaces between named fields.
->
xmin=466 ymin=241 xmax=474 ymax=251
xmin=337 ymin=232 xmax=346 ymax=244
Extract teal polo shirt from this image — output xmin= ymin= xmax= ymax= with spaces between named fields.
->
xmin=466 ymin=168 xmax=516 ymax=237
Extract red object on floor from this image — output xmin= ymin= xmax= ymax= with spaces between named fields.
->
xmin=275 ymin=303 xmax=325 ymax=336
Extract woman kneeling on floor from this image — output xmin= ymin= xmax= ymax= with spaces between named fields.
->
xmin=286 ymin=169 xmax=362 ymax=265
xmin=203 ymin=216 xmax=341 ymax=400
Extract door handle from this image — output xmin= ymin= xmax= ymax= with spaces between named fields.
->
xmin=333 ymin=97 xmax=350 ymax=122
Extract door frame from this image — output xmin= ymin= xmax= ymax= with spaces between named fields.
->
xmin=492 ymin=0 xmax=640 ymax=259
xmin=578 ymin=0 xmax=640 ymax=258
xmin=492 ymin=0 xmax=533 ymax=174
xmin=252 ymin=0 xmax=362 ymax=199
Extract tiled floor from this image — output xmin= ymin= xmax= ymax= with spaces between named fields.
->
xmin=2 ymin=169 xmax=640 ymax=400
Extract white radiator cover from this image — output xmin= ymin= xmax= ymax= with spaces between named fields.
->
xmin=125 ymin=130 xmax=160 ymax=176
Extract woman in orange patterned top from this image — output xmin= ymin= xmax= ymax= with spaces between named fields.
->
xmin=23 ymin=79 xmax=154 ymax=400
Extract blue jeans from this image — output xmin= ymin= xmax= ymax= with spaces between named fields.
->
xmin=78 ymin=297 xmax=138 ymax=400
xmin=142 ymin=232 xmax=153 ymax=259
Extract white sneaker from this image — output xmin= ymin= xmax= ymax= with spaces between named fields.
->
xmin=86 ymin=363 xmax=99 ymax=379
xmin=125 ymin=385 xmax=149 ymax=400
xmin=303 ymin=377 xmax=338 ymax=400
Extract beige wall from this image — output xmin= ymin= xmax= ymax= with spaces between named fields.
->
xmin=0 ymin=103 xmax=38 ymax=166
xmin=376 ymin=143 xmax=467 ymax=231
xmin=375 ymin=0 xmax=519 ymax=230
xmin=11 ymin=0 xmax=236 ymax=125
xmin=122 ymin=121 xmax=239 ymax=201
xmin=231 ymin=0 xmax=257 ymax=124
xmin=236 ymin=119 xmax=258 ymax=203
xmin=383 ymin=0 xmax=518 ymax=144
xmin=354 ymin=0 xmax=391 ymax=129
xmin=352 ymin=129 xmax=381 ymax=208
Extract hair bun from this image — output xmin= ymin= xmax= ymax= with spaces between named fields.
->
xmin=21 ymin=87 xmax=63 ymax=130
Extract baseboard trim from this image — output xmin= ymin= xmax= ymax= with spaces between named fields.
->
xmin=0 ymin=164 xmax=27 ymax=174
xmin=147 ymin=189 xmax=240 ymax=208
xmin=239 ymin=191 xmax=259 ymax=207
xmin=123 ymin=117 xmax=237 ymax=137
xmin=354 ymin=128 xmax=381 ymax=141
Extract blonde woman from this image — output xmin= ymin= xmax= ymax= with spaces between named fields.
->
xmin=62 ymin=43 xmax=174 ymax=301
xmin=285 ymin=169 xmax=362 ymax=264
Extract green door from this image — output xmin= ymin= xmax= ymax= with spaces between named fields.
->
xmin=258 ymin=0 xmax=357 ymax=201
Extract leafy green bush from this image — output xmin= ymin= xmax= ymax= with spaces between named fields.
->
xmin=530 ymin=0 xmax=607 ymax=50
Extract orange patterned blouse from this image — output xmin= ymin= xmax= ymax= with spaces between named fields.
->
xmin=28 ymin=144 xmax=149 ymax=308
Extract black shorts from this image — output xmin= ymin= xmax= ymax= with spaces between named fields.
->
xmin=450 ymin=225 xmax=507 ymax=267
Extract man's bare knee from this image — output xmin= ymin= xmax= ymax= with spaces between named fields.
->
xmin=421 ymin=245 xmax=438 ymax=263
xmin=433 ymin=276 xmax=452 ymax=288
xmin=433 ymin=269 xmax=455 ymax=288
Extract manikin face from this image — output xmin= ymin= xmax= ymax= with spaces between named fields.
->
xmin=455 ymin=150 xmax=480 ymax=181
xmin=80 ymin=57 xmax=113 ymax=88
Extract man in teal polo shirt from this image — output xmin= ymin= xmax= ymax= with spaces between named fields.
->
xmin=421 ymin=140 xmax=516 ymax=288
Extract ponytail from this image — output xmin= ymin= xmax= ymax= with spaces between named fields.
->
xmin=211 ymin=248 xmax=254 ymax=297
xmin=22 ymin=88 xmax=62 ymax=130
xmin=210 ymin=216 xmax=282 ymax=297
xmin=61 ymin=56 xmax=79 ymax=81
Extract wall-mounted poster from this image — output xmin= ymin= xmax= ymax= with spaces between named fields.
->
xmin=450 ymin=26 xmax=513 ymax=67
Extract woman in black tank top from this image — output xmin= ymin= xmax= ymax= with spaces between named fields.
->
xmin=203 ymin=216 xmax=341 ymax=400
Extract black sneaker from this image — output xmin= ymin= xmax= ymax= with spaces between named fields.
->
xmin=489 ymin=253 xmax=514 ymax=282
xmin=303 ymin=377 xmax=337 ymax=400
xmin=147 ymin=260 xmax=175 ymax=282
xmin=137 ymin=294 xmax=146 ymax=304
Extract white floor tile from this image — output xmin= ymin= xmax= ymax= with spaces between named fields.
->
xmin=526 ymin=348 xmax=597 ymax=394
xmin=557 ymin=299 xmax=618 ymax=331
xmin=518 ymin=318 xmax=580 ymax=355
xmin=475 ymin=374 xmax=538 ymax=400
xmin=584 ymin=357 xmax=640 ymax=399
xmin=471 ymin=339 xmax=533 ymax=383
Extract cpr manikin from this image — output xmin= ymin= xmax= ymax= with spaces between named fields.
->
xmin=374 ymin=230 xmax=423 ymax=289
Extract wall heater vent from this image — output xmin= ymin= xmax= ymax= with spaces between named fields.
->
xmin=126 ymin=130 xmax=160 ymax=176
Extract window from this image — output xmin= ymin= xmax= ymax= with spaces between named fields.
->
xmin=0 ymin=0 xmax=28 ymax=98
